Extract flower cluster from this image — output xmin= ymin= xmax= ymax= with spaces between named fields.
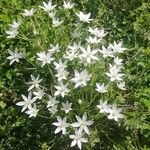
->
xmin=6 ymin=0 xmax=127 ymax=149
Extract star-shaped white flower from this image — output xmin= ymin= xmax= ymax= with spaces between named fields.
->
xmin=99 ymin=45 xmax=114 ymax=58
xmin=53 ymin=116 xmax=69 ymax=134
xmin=33 ymin=87 xmax=45 ymax=100
xmin=25 ymin=103 xmax=39 ymax=118
xmin=88 ymin=27 xmax=107 ymax=38
xmin=110 ymin=41 xmax=126 ymax=53
xmin=7 ymin=49 xmax=24 ymax=65
xmin=47 ymin=95 xmax=59 ymax=108
xmin=27 ymin=74 xmax=43 ymax=91
xmin=108 ymin=104 xmax=124 ymax=121
xmin=117 ymin=82 xmax=126 ymax=90
xmin=37 ymin=51 xmax=55 ymax=67
xmin=61 ymin=101 xmax=72 ymax=113
xmin=16 ymin=92 xmax=36 ymax=112
xmin=54 ymin=82 xmax=70 ymax=98
xmin=53 ymin=60 xmax=67 ymax=71
xmin=52 ymin=18 xmax=63 ymax=27
xmin=76 ymin=11 xmax=93 ymax=23
xmin=96 ymin=100 xmax=111 ymax=113
xmin=95 ymin=83 xmax=108 ymax=93
xmin=63 ymin=1 xmax=74 ymax=9
xmin=69 ymin=129 xmax=88 ymax=149
xmin=71 ymin=113 xmax=93 ymax=135
xmin=79 ymin=45 xmax=98 ymax=64
xmin=71 ymin=69 xmax=91 ymax=88
xmin=55 ymin=69 xmax=69 ymax=81
xmin=106 ymin=64 xmax=124 ymax=81
xmin=39 ymin=0 xmax=56 ymax=12
xmin=22 ymin=8 xmax=35 ymax=17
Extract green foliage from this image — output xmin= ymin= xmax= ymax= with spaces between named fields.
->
xmin=0 ymin=0 xmax=150 ymax=149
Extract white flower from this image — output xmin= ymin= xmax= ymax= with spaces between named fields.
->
xmin=106 ymin=64 xmax=124 ymax=81
xmin=69 ymin=129 xmax=88 ymax=149
xmin=54 ymin=82 xmax=70 ymax=98
xmin=54 ymin=60 xmax=67 ymax=71
xmin=33 ymin=88 xmax=45 ymax=100
xmin=37 ymin=51 xmax=55 ymax=67
xmin=110 ymin=41 xmax=126 ymax=53
xmin=6 ymin=29 xmax=19 ymax=38
xmin=52 ymin=116 xmax=69 ymax=134
xmin=55 ymin=69 xmax=69 ymax=81
xmin=61 ymin=101 xmax=72 ymax=113
xmin=88 ymin=27 xmax=107 ymax=38
xmin=47 ymin=95 xmax=59 ymax=108
xmin=79 ymin=45 xmax=98 ymax=64
xmin=6 ymin=21 xmax=21 ymax=38
xmin=9 ymin=21 xmax=21 ymax=30
xmin=48 ymin=11 xmax=56 ymax=18
xmin=22 ymin=8 xmax=35 ymax=16
xmin=114 ymin=57 xmax=123 ymax=66
xmin=7 ymin=49 xmax=24 ymax=65
xmin=76 ymin=11 xmax=93 ymax=23
xmin=48 ymin=104 xmax=58 ymax=115
xmin=108 ymin=104 xmax=124 ymax=121
xmin=39 ymin=0 xmax=56 ymax=12
xmin=86 ymin=36 xmax=102 ymax=44
xmin=64 ymin=50 xmax=78 ymax=61
xmin=95 ymin=83 xmax=108 ymax=93
xmin=63 ymin=1 xmax=74 ymax=9
xmin=48 ymin=43 xmax=60 ymax=54
xmin=25 ymin=103 xmax=39 ymax=118
xmin=71 ymin=69 xmax=91 ymax=88
xmin=71 ymin=112 xmax=93 ymax=135
xmin=16 ymin=92 xmax=36 ymax=112
xmin=97 ymin=100 xmax=110 ymax=113
xmin=99 ymin=45 xmax=114 ymax=58
xmin=52 ymin=18 xmax=63 ymax=27
xmin=117 ymin=82 xmax=126 ymax=90
xmin=27 ymin=74 xmax=43 ymax=91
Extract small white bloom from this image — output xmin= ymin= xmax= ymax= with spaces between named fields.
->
xmin=61 ymin=101 xmax=72 ymax=113
xmin=22 ymin=8 xmax=35 ymax=16
xmin=108 ymin=104 xmax=124 ymax=121
xmin=95 ymin=83 xmax=108 ymax=93
xmin=49 ymin=11 xmax=56 ymax=18
xmin=79 ymin=45 xmax=98 ymax=64
xmin=52 ymin=18 xmax=63 ymax=27
xmin=16 ymin=92 xmax=36 ymax=112
xmin=76 ymin=11 xmax=93 ymax=23
xmin=48 ymin=43 xmax=60 ymax=54
xmin=114 ymin=57 xmax=123 ymax=66
xmin=37 ymin=51 xmax=55 ymax=67
xmin=54 ymin=82 xmax=70 ymax=98
xmin=117 ymin=82 xmax=126 ymax=90
xmin=48 ymin=104 xmax=58 ymax=115
xmin=69 ymin=129 xmax=88 ymax=149
xmin=110 ymin=41 xmax=126 ymax=53
xmin=71 ymin=112 xmax=94 ymax=135
xmin=71 ymin=69 xmax=91 ymax=88
xmin=47 ymin=95 xmax=59 ymax=108
xmin=63 ymin=1 xmax=74 ymax=9
xmin=7 ymin=49 xmax=24 ymax=65
xmin=53 ymin=116 xmax=69 ymax=134
xmin=39 ymin=0 xmax=56 ymax=12
xmin=27 ymin=74 xmax=43 ymax=91
xmin=33 ymin=88 xmax=45 ymax=100
xmin=55 ymin=69 xmax=69 ymax=81
xmin=25 ymin=103 xmax=39 ymax=118
xmin=86 ymin=36 xmax=102 ymax=44
xmin=9 ymin=21 xmax=21 ymax=30
xmin=97 ymin=100 xmax=111 ymax=113
xmin=88 ymin=27 xmax=107 ymax=38
xmin=54 ymin=60 xmax=67 ymax=71
xmin=6 ymin=29 xmax=19 ymax=38
xmin=106 ymin=64 xmax=124 ymax=81
xmin=99 ymin=45 xmax=114 ymax=58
